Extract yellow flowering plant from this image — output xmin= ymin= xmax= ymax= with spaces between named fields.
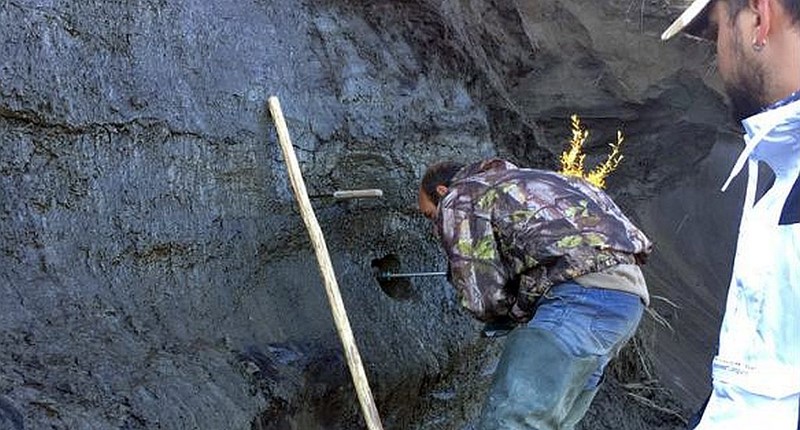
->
xmin=559 ymin=114 xmax=625 ymax=189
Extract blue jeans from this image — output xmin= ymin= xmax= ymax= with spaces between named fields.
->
xmin=478 ymin=281 xmax=644 ymax=429
xmin=529 ymin=281 xmax=644 ymax=389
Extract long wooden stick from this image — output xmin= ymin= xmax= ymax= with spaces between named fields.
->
xmin=268 ymin=96 xmax=384 ymax=430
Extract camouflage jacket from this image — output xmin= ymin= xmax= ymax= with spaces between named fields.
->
xmin=435 ymin=159 xmax=653 ymax=322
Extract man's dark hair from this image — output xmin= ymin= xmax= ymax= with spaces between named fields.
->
xmin=421 ymin=161 xmax=465 ymax=204
xmin=726 ymin=0 xmax=799 ymax=24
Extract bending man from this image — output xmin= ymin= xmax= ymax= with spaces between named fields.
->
xmin=418 ymin=158 xmax=653 ymax=429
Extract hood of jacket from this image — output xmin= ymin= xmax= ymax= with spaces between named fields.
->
xmin=451 ymin=158 xmax=518 ymax=184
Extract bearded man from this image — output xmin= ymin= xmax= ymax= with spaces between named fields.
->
xmin=662 ymin=1 xmax=800 ymax=428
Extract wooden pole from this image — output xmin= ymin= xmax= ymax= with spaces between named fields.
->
xmin=267 ymin=96 xmax=384 ymax=430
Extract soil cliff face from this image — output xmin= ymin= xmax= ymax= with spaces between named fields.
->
xmin=1 ymin=1 xmax=741 ymax=429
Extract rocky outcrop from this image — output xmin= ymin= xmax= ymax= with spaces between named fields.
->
xmin=1 ymin=0 xmax=741 ymax=428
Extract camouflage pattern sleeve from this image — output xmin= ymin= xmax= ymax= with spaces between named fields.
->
xmin=438 ymin=204 xmax=512 ymax=322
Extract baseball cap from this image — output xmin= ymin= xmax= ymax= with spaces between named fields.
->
xmin=661 ymin=0 xmax=714 ymax=40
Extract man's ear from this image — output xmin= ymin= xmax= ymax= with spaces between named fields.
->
xmin=435 ymin=185 xmax=449 ymax=198
xmin=751 ymin=0 xmax=772 ymax=45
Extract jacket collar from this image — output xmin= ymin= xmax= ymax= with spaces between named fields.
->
xmin=764 ymin=90 xmax=800 ymax=111
xmin=721 ymin=98 xmax=800 ymax=192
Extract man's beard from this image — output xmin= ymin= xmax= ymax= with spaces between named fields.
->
xmin=725 ymin=77 xmax=765 ymax=121
xmin=723 ymin=37 xmax=768 ymax=122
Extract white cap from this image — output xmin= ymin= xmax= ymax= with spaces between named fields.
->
xmin=661 ymin=0 xmax=713 ymax=40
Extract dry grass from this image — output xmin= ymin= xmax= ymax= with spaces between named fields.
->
xmin=626 ymin=392 xmax=689 ymax=425
xmin=606 ymin=291 xmax=691 ymax=426
xmin=644 ymin=294 xmax=681 ymax=333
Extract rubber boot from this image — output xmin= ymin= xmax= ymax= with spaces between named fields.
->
xmin=477 ymin=327 xmax=599 ymax=430
xmin=561 ymin=387 xmax=599 ymax=429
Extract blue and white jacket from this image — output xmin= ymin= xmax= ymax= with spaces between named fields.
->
xmin=713 ymin=98 xmax=800 ymax=400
